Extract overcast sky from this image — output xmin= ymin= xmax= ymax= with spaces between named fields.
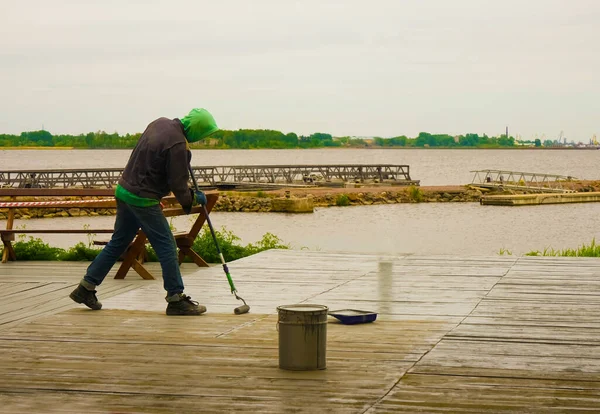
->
xmin=1 ymin=0 xmax=598 ymax=140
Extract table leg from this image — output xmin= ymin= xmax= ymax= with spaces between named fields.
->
xmin=175 ymin=195 xmax=217 ymax=267
xmin=132 ymin=259 xmax=155 ymax=280
xmin=2 ymin=205 xmax=16 ymax=263
xmin=2 ymin=239 xmax=16 ymax=263
xmin=114 ymin=233 xmax=154 ymax=279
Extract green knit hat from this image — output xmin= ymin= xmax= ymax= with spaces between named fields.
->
xmin=180 ymin=108 xmax=219 ymax=143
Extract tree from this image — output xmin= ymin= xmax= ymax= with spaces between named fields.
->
xmin=0 ymin=128 xmax=520 ymax=149
xmin=20 ymin=130 xmax=53 ymax=146
xmin=415 ymin=132 xmax=436 ymax=147
xmin=461 ymin=133 xmax=480 ymax=147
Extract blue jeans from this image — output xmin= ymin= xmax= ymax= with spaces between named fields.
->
xmin=84 ymin=199 xmax=184 ymax=296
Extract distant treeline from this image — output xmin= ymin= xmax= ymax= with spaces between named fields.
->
xmin=0 ymin=129 xmax=516 ymax=149
xmin=0 ymin=130 xmax=141 ymax=148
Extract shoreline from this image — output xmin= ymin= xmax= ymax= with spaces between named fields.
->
xmin=4 ymin=181 xmax=600 ymax=219
xmin=2 ymin=145 xmax=600 ymax=151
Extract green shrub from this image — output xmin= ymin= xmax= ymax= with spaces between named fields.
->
xmin=145 ymin=227 xmax=290 ymax=263
xmin=11 ymin=237 xmax=65 ymax=260
xmin=1 ymin=228 xmax=289 ymax=263
xmin=190 ymin=227 xmax=244 ymax=263
xmin=190 ymin=227 xmax=289 ymax=263
xmin=59 ymin=242 xmax=102 ymax=261
xmin=243 ymin=232 xmax=291 ymax=256
xmin=407 ymin=185 xmax=423 ymax=202
xmin=335 ymin=194 xmax=350 ymax=206
xmin=146 ymin=247 xmax=159 ymax=262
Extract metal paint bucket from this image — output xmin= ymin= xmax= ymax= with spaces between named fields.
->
xmin=277 ymin=304 xmax=328 ymax=371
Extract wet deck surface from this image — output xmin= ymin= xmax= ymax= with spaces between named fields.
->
xmin=1 ymin=251 xmax=599 ymax=412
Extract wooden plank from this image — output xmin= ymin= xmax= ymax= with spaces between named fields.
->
xmin=0 ymin=284 xmax=144 ymax=328
xmin=0 ymin=254 xmax=599 ymax=413
xmin=372 ymin=373 xmax=600 ymax=412
xmin=365 ymin=255 xmax=600 ymax=412
xmin=469 ymin=300 xmax=600 ymax=326
xmin=0 ymin=199 xmax=116 ymax=208
xmin=0 ymin=312 xmax=440 ymax=413
xmin=1 ymin=229 xmax=114 ymax=234
xmin=0 ymin=188 xmax=115 ymax=196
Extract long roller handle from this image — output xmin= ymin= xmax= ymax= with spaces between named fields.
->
xmin=202 ymin=204 xmax=237 ymax=294
xmin=188 ymin=165 xmax=237 ymax=293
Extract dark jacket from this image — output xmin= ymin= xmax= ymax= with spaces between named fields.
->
xmin=118 ymin=118 xmax=193 ymax=210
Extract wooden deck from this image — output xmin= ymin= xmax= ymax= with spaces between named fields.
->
xmin=1 ymin=251 xmax=599 ymax=412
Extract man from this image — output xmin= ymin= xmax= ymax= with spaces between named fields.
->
xmin=69 ymin=108 xmax=219 ymax=316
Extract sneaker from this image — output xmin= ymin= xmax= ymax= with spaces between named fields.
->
xmin=166 ymin=294 xmax=206 ymax=316
xmin=69 ymin=284 xmax=102 ymax=310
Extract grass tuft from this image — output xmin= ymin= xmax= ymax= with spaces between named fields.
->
xmin=407 ymin=185 xmax=423 ymax=202
xmin=524 ymin=238 xmax=600 ymax=257
xmin=335 ymin=194 xmax=351 ymax=206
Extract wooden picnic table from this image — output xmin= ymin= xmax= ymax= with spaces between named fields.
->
xmin=0 ymin=189 xmax=219 ymax=280
xmin=114 ymin=193 xmax=218 ymax=280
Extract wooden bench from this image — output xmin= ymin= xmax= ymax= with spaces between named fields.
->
xmin=0 ymin=188 xmax=219 ymax=280
xmin=1 ymin=188 xmax=116 ymax=263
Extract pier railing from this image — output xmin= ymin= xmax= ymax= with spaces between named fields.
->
xmin=0 ymin=164 xmax=418 ymax=189
xmin=471 ymin=169 xmax=576 ymax=193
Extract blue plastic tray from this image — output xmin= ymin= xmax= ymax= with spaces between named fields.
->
xmin=328 ymin=309 xmax=377 ymax=325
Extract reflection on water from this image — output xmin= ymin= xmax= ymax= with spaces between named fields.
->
xmin=377 ymin=261 xmax=394 ymax=314
xmin=10 ymin=202 xmax=600 ymax=256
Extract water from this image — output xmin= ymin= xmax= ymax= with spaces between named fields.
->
xmin=213 ymin=203 xmax=600 ymax=256
xmin=11 ymin=202 xmax=600 ymax=256
xmin=1 ymin=148 xmax=599 ymax=186
xmin=3 ymin=148 xmax=600 ymax=256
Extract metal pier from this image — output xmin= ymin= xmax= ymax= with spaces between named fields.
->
xmin=0 ymin=164 xmax=418 ymax=189
xmin=471 ymin=169 xmax=576 ymax=193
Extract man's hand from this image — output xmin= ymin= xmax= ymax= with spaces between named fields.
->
xmin=194 ymin=190 xmax=207 ymax=206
